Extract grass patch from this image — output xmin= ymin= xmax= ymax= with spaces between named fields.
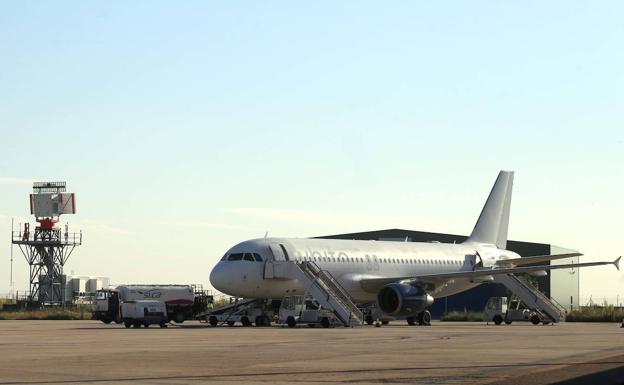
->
xmin=0 ymin=308 xmax=91 ymax=320
xmin=440 ymin=311 xmax=484 ymax=322
xmin=566 ymin=306 xmax=624 ymax=322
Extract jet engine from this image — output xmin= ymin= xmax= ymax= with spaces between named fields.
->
xmin=376 ymin=283 xmax=434 ymax=316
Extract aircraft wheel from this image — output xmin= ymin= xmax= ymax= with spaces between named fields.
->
xmin=493 ymin=315 xmax=503 ymax=325
xmin=287 ymin=316 xmax=296 ymax=328
xmin=406 ymin=317 xmax=416 ymax=326
xmin=418 ymin=310 xmax=432 ymax=326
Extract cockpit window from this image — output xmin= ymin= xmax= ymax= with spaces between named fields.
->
xmin=224 ymin=252 xmax=263 ymax=262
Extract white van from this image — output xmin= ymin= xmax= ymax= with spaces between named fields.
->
xmin=121 ymin=300 xmax=167 ymax=328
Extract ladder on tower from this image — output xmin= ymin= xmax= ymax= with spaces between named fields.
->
xmin=271 ymin=260 xmax=363 ymax=326
xmin=493 ymin=274 xmax=567 ymax=323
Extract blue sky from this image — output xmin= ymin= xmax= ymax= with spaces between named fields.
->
xmin=1 ymin=2 xmax=623 ymax=301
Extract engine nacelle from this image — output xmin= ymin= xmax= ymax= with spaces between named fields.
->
xmin=376 ymin=283 xmax=434 ymax=316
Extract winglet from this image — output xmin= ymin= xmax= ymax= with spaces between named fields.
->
xmin=614 ymin=256 xmax=621 ymax=271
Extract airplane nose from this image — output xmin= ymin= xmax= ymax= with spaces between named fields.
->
xmin=209 ymin=262 xmax=228 ymax=293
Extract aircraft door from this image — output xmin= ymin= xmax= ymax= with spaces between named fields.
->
xmin=269 ymin=243 xmax=289 ymax=261
xmin=265 ymin=243 xmax=289 ymax=279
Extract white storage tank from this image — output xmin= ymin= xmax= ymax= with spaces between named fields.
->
xmin=86 ymin=278 xmax=102 ymax=294
xmin=72 ymin=277 xmax=88 ymax=297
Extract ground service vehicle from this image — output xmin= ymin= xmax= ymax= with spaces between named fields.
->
xmin=484 ymin=297 xmax=543 ymax=325
xmin=121 ymin=300 xmax=167 ymax=328
xmin=93 ymin=285 xmax=208 ymax=324
xmin=278 ymin=295 xmax=341 ymax=328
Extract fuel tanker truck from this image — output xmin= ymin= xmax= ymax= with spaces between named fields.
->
xmin=92 ymin=285 xmax=210 ymax=324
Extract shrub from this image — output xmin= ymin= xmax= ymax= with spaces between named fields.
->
xmin=0 ymin=308 xmax=91 ymax=321
xmin=566 ymin=306 xmax=624 ymax=322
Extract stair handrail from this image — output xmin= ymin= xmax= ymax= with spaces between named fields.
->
xmin=296 ymin=261 xmax=363 ymax=323
xmin=512 ymin=274 xmax=567 ymax=314
xmin=506 ymin=274 xmax=566 ymax=321
xmin=301 ymin=261 xmax=362 ymax=318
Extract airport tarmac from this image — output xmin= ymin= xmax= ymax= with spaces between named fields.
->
xmin=0 ymin=320 xmax=623 ymax=385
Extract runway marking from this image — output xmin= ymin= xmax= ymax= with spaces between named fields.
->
xmin=2 ymin=361 xmax=624 ymax=384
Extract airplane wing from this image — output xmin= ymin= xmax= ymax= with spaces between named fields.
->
xmin=495 ymin=252 xmax=582 ymax=267
xmin=359 ymin=257 xmax=620 ymax=293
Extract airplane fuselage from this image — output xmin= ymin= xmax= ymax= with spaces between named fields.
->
xmin=209 ymin=237 xmax=520 ymax=303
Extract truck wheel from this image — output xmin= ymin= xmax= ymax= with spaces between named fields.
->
xmin=286 ymin=316 xmax=296 ymax=328
xmin=174 ymin=312 xmax=185 ymax=323
xmin=241 ymin=316 xmax=251 ymax=327
xmin=209 ymin=316 xmax=218 ymax=327
xmin=102 ymin=318 xmax=112 ymax=324
xmin=365 ymin=315 xmax=374 ymax=325
xmin=406 ymin=317 xmax=416 ymax=326
xmin=381 ymin=320 xmax=389 ymax=325
xmin=530 ymin=314 xmax=541 ymax=325
xmin=505 ymin=320 xmax=512 ymax=325
xmin=133 ymin=321 xmax=141 ymax=328
xmin=321 ymin=317 xmax=330 ymax=328
xmin=493 ymin=315 xmax=503 ymax=325
xmin=227 ymin=321 xmax=235 ymax=326
xmin=124 ymin=321 xmax=132 ymax=328
xmin=143 ymin=323 xmax=149 ymax=328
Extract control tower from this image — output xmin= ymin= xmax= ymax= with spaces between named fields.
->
xmin=11 ymin=182 xmax=82 ymax=305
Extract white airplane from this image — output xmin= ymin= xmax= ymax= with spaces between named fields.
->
xmin=210 ymin=171 xmax=620 ymax=321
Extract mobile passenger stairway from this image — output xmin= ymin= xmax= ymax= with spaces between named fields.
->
xmin=493 ymin=274 xmax=567 ymax=323
xmin=267 ymin=260 xmax=364 ymax=326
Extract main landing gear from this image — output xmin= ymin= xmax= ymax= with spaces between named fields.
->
xmin=406 ymin=310 xmax=431 ymax=326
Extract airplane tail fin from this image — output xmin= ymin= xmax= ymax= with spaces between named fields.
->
xmin=466 ymin=171 xmax=514 ymax=249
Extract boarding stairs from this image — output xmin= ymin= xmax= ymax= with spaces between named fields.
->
xmin=269 ymin=260 xmax=363 ymax=326
xmin=493 ymin=274 xmax=567 ymax=322
xmin=196 ymin=297 xmax=258 ymax=325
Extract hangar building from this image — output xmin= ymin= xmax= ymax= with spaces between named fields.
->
xmin=317 ymin=229 xmax=579 ymax=317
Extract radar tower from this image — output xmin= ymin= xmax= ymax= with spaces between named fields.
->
xmin=11 ymin=182 xmax=82 ymax=306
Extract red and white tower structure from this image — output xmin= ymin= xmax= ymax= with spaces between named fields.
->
xmin=12 ymin=182 xmax=82 ymax=305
